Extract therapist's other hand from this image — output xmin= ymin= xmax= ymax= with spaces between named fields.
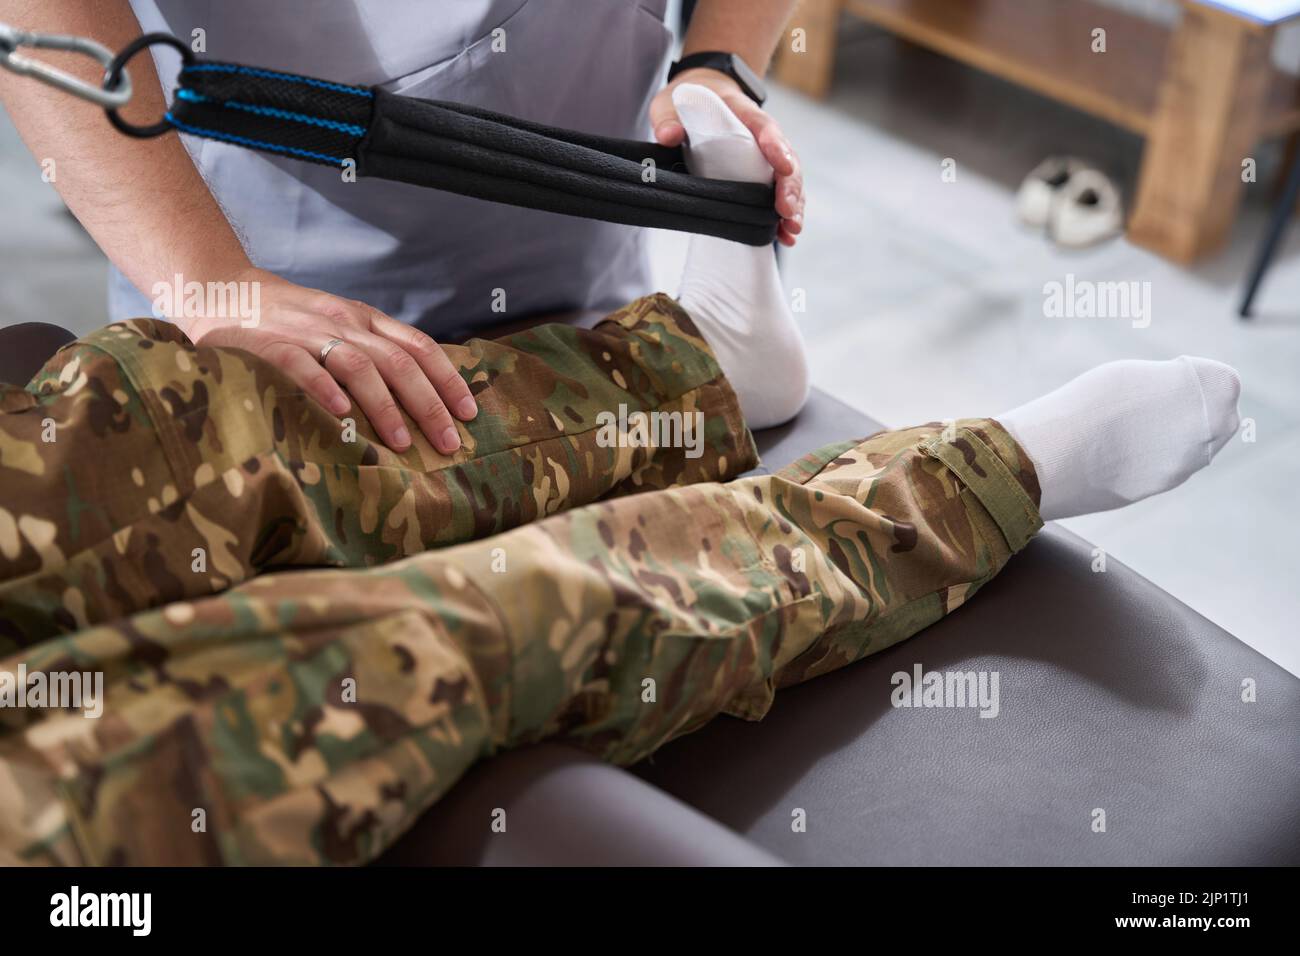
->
xmin=650 ymin=68 xmax=804 ymax=247
xmin=178 ymin=268 xmax=477 ymax=455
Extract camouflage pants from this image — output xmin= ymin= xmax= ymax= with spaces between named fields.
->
xmin=0 ymin=295 xmax=1042 ymax=865
xmin=0 ymin=294 xmax=752 ymax=648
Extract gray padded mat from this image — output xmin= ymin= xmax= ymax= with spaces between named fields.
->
xmin=379 ymin=741 xmax=782 ymax=866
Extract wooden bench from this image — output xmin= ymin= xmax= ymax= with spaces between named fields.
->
xmin=775 ymin=0 xmax=1300 ymax=262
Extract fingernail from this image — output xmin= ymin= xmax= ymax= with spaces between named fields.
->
xmin=330 ymin=395 xmax=350 ymax=414
xmin=393 ymin=426 xmax=411 ymax=448
xmin=457 ymin=397 xmax=478 ymax=420
xmin=440 ymin=427 xmax=460 ymax=452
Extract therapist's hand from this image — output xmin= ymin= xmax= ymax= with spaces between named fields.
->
xmin=179 ymin=268 xmax=477 ymax=455
xmin=650 ymin=68 xmax=804 ymax=247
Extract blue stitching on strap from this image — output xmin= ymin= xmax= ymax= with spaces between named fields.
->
xmin=175 ymin=89 xmax=366 ymax=137
xmin=165 ymin=114 xmax=347 ymax=166
xmin=182 ymin=63 xmax=373 ymax=98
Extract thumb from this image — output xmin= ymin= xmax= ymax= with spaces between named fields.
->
xmin=649 ymin=88 xmax=685 ymax=147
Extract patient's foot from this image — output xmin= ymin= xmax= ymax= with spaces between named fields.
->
xmin=997 ymin=357 xmax=1241 ymax=521
xmin=673 ymin=84 xmax=809 ymax=429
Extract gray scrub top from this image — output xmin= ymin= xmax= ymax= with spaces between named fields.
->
xmin=111 ymin=0 xmax=672 ymax=336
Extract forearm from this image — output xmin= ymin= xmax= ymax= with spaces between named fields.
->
xmin=0 ymin=0 xmax=251 ymax=297
xmin=680 ymin=0 xmax=799 ymax=73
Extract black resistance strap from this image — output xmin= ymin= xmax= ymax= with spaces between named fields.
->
xmin=160 ymin=59 xmax=781 ymax=246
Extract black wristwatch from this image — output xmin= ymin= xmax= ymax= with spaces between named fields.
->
xmin=667 ymin=51 xmax=767 ymax=106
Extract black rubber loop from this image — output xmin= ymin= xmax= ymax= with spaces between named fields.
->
xmin=104 ymin=33 xmax=195 ymax=138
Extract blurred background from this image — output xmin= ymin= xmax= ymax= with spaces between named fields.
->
xmin=2 ymin=0 xmax=1297 ymax=674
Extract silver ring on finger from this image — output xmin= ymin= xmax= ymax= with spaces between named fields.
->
xmin=318 ymin=338 xmax=346 ymax=365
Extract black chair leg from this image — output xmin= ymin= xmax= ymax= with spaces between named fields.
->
xmin=1240 ymin=149 xmax=1300 ymax=318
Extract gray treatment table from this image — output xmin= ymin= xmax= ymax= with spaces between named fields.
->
xmin=2 ymin=324 xmax=1296 ymax=866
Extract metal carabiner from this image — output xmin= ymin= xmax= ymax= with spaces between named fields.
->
xmin=0 ymin=22 xmax=132 ymax=109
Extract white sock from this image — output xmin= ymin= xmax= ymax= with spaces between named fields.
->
xmin=673 ymin=84 xmax=809 ymax=429
xmin=997 ymin=357 xmax=1241 ymax=521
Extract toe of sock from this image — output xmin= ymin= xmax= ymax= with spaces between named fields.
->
xmin=671 ymin=84 xmax=773 ymax=184
xmin=1180 ymin=355 xmax=1242 ymax=459
xmin=671 ymin=83 xmax=746 ymax=134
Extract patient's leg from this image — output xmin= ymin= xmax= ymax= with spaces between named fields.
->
xmin=2 ymin=414 xmax=1045 ymax=865
xmin=0 ymin=297 xmax=755 ymax=646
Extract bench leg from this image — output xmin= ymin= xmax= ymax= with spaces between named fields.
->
xmin=1128 ymin=3 xmax=1275 ymax=262
xmin=773 ymin=0 xmax=843 ymax=99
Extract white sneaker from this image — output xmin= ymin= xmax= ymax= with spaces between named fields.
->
xmin=1047 ymin=168 xmax=1123 ymax=248
xmin=1016 ymin=156 xmax=1086 ymax=228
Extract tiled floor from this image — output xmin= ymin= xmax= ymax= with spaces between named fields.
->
xmin=2 ymin=21 xmax=1296 ymax=674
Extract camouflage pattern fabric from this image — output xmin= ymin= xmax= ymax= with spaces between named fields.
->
xmin=0 ymin=406 xmax=1041 ymax=864
xmin=0 ymin=294 xmax=755 ymax=649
